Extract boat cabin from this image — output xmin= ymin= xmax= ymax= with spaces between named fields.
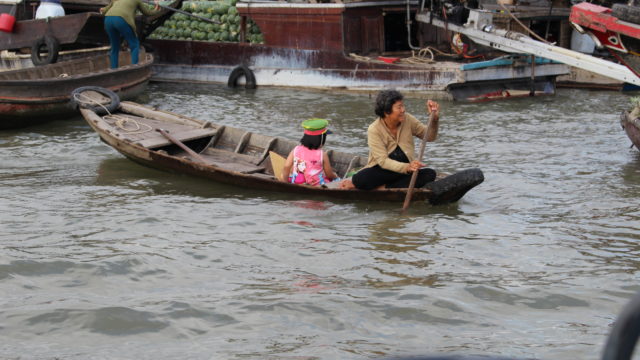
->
xmin=237 ymin=0 xmax=439 ymax=57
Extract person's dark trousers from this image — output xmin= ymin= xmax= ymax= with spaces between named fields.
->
xmin=104 ymin=16 xmax=140 ymax=69
xmin=352 ymin=166 xmax=436 ymax=190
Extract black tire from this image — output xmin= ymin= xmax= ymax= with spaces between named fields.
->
xmin=31 ymin=35 xmax=59 ymax=66
xmin=613 ymin=4 xmax=640 ymax=25
xmin=227 ymin=65 xmax=257 ymax=89
xmin=70 ymin=86 xmax=120 ymax=116
xmin=424 ymin=168 xmax=484 ymax=205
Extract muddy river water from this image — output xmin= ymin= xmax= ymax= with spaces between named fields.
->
xmin=1 ymin=82 xmax=639 ymax=359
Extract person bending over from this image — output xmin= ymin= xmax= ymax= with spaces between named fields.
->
xmin=100 ymin=0 xmax=160 ymax=68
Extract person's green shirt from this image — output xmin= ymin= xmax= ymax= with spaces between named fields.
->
xmin=101 ymin=0 xmax=160 ymax=32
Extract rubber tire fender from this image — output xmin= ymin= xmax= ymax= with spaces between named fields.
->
xmin=613 ymin=4 xmax=640 ymax=25
xmin=423 ymin=168 xmax=484 ymax=205
xmin=227 ymin=65 xmax=257 ymax=89
xmin=31 ymin=35 xmax=60 ymax=66
xmin=70 ymin=86 xmax=121 ymax=116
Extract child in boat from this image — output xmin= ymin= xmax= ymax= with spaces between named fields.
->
xmin=283 ymin=118 xmax=339 ymax=186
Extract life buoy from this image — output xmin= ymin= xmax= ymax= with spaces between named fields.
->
xmin=31 ymin=35 xmax=59 ymax=66
xmin=227 ymin=65 xmax=256 ymax=89
xmin=70 ymin=86 xmax=121 ymax=116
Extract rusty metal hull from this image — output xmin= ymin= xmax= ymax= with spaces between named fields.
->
xmin=0 ymin=53 xmax=153 ymax=129
xmin=621 ymin=110 xmax=640 ymax=150
xmin=79 ymin=100 xmax=483 ymax=204
xmin=149 ymin=39 xmax=567 ymax=99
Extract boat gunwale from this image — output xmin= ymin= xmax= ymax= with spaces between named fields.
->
xmin=0 ymin=53 xmax=154 ymax=84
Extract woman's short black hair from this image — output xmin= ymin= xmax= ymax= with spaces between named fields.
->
xmin=300 ymin=132 xmax=327 ymax=150
xmin=374 ymin=90 xmax=404 ymax=118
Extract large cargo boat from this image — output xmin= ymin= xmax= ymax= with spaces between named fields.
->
xmin=146 ymin=0 xmax=569 ymax=101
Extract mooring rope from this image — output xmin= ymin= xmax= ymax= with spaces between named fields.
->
xmin=349 ymin=46 xmax=455 ymax=65
xmin=103 ymin=114 xmax=153 ymax=135
xmin=73 ymin=91 xmax=152 ymax=135
xmin=72 ymin=92 xmax=113 ymax=116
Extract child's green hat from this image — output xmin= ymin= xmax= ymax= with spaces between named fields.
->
xmin=302 ymin=118 xmax=332 ymax=135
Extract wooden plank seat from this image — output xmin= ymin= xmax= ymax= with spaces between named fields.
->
xmin=137 ymin=127 xmax=218 ymax=149
xmin=101 ymin=113 xmax=217 ymax=149
xmin=199 ymin=148 xmax=266 ymax=174
xmin=202 ymin=147 xmax=263 ymax=166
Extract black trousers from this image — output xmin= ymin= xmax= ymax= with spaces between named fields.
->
xmin=352 ymin=166 xmax=436 ymax=190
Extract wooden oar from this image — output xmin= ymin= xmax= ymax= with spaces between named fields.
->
xmin=142 ymin=1 xmax=221 ymax=24
xmin=401 ymin=106 xmax=436 ymax=212
xmin=156 ymin=128 xmax=209 ymax=164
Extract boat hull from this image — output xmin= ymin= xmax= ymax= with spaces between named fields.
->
xmin=148 ymin=39 xmax=567 ymax=100
xmin=0 ymin=53 xmax=153 ymax=129
xmin=0 ymin=46 xmax=109 ymax=72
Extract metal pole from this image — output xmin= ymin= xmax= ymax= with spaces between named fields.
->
xmin=530 ymin=54 xmax=536 ymax=96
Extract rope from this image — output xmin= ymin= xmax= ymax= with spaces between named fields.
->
xmin=72 ymin=92 xmax=113 ymax=116
xmin=103 ymin=114 xmax=153 ymax=135
xmin=400 ymin=48 xmax=436 ymax=64
xmin=72 ymin=91 xmax=152 ymax=135
xmin=349 ymin=47 xmax=441 ymax=65
xmin=498 ymin=3 xmax=552 ymax=45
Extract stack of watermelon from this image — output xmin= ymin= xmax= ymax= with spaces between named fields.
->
xmin=148 ymin=0 xmax=264 ymax=43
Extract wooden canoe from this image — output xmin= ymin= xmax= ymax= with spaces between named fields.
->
xmin=621 ymin=108 xmax=640 ymax=151
xmin=0 ymin=52 xmax=153 ymax=129
xmin=78 ymin=94 xmax=484 ymax=204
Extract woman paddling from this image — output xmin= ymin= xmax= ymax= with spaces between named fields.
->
xmin=348 ymin=90 xmax=440 ymax=190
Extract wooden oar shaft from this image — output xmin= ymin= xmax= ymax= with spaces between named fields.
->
xmin=156 ymin=128 xmax=209 ymax=164
xmin=143 ymin=1 xmax=221 ymax=24
xmin=402 ymin=110 xmax=435 ymax=212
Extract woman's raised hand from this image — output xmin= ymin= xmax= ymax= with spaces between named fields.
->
xmin=426 ymin=100 xmax=439 ymax=115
